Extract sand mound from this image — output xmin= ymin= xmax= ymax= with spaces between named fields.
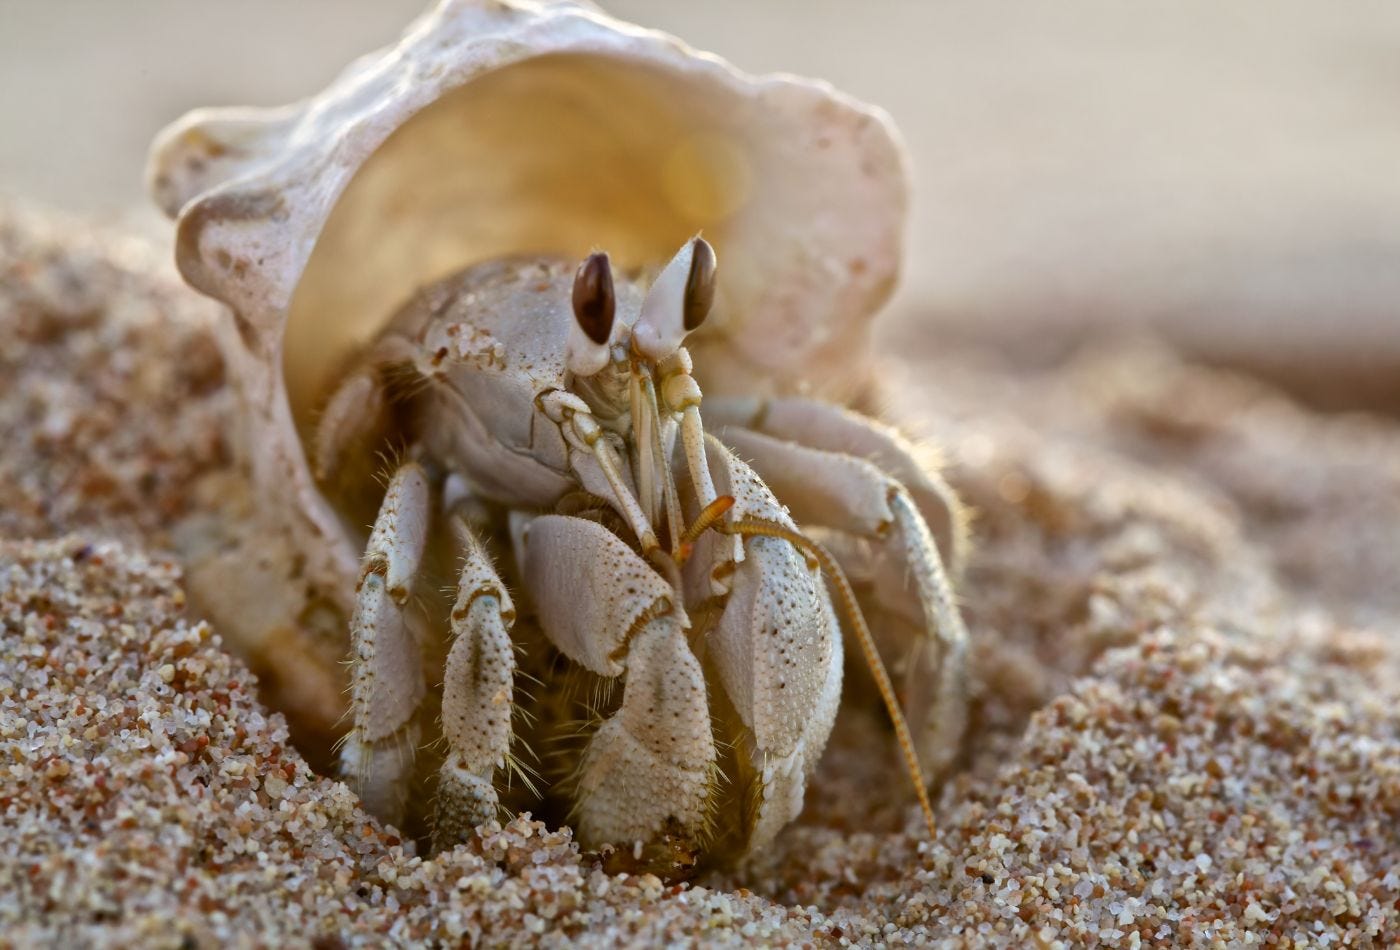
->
xmin=1 ymin=205 xmax=1397 ymax=946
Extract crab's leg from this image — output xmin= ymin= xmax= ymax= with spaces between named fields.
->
xmin=433 ymin=514 xmax=517 ymax=849
xmin=706 ymin=395 xmax=969 ymax=575
xmin=311 ymin=368 xmax=385 ymax=483
xmin=686 ymin=440 xmax=844 ymax=854
xmin=710 ymin=410 xmax=970 ymax=778
xmin=517 ymin=514 xmax=715 ymax=857
xmin=338 ymin=462 xmax=429 ymax=827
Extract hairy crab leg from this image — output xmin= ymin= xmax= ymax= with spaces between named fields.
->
xmin=339 ymin=462 xmax=430 ymax=826
xmin=311 ymin=368 xmax=384 ymax=483
xmin=713 ymin=423 xmax=970 ymax=778
xmin=717 ymin=515 xmax=939 ymax=842
xmin=706 ymin=396 xmax=972 ymax=776
xmin=685 ymin=439 xmax=844 ymax=854
xmin=705 ymin=395 xmax=970 ymax=576
xmin=433 ymin=512 xmax=518 ymax=850
xmin=518 ymin=514 xmax=716 ymax=870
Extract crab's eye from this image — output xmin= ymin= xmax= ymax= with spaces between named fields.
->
xmin=567 ymin=252 xmax=616 ymax=377
xmin=635 ymin=236 xmax=718 ymax=360
xmin=572 ymin=251 xmax=616 ymax=345
xmin=683 ymin=237 xmax=716 ymax=332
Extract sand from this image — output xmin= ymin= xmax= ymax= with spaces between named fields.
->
xmin=1 ymin=203 xmax=1397 ymax=947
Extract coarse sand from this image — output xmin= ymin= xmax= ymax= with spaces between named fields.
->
xmin=1 ymin=204 xmax=1397 ymax=947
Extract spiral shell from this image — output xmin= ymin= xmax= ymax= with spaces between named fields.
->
xmin=149 ymin=0 xmax=908 ymax=621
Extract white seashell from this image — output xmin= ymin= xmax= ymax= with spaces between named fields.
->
xmin=148 ymin=0 xmax=908 ymax=620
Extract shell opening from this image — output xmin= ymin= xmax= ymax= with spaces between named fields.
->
xmin=284 ymin=53 xmax=759 ymax=435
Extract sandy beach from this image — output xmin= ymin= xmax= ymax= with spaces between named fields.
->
xmin=1 ymin=204 xmax=1396 ymax=946
xmin=3 ymin=2 xmax=1400 ymax=944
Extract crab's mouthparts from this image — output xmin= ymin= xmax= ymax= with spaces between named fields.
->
xmin=613 ymin=350 xmax=720 ymax=570
xmin=629 ymin=363 xmax=683 ymax=554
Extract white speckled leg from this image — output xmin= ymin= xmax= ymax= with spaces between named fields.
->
xmin=706 ymin=395 xmax=969 ymax=574
xmin=339 ymin=462 xmax=430 ymax=827
xmin=687 ymin=439 xmax=844 ymax=855
xmin=714 ymin=407 xmax=971 ymax=779
xmin=518 ymin=514 xmax=716 ymax=855
xmin=433 ymin=514 xmax=517 ymax=849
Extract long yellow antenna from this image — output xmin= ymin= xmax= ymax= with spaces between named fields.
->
xmin=675 ymin=495 xmax=736 ymax=565
xmin=718 ymin=516 xmax=939 ymax=843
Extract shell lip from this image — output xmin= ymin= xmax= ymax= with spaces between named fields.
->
xmin=144 ymin=0 xmax=911 ymax=606
xmin=150 ymin=0 xmax=909 ymax=381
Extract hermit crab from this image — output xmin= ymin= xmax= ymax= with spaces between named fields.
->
xmin=148 ymin=0 xmax=970 ymax=871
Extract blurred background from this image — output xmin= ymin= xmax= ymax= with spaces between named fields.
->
xmin=3 ymin=1 xmax=1399 ymax=408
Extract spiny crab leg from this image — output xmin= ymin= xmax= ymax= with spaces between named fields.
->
xmin=433 ymin=510 xmax=518 ymax=849
xmin=738 ymin=427 xmax=969 ymax=775
xmin=688 ymin=437 xmax=843 ymax=851
xmin=716 ymin=515 xmax=940 ymax=842
xmin=340 ymin=462 xmax=430 ymax=826
xmin=709 ymin=395 xmax=970 ymax=576
xmin=311 ymin=368 xmax=382 ymax=482
xmin=519 ymin=514 xmax=715 ymax=856
xmin=711 ymin=402 xmax=972 ymax=777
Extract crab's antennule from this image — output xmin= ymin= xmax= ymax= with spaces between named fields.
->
xmin=718 ymin=517 xmax=941 ymax=843
xmin=567 ymin=252 xmax=616 ymax=376
xmin=634 ymin=236 xmax=716 ymax=360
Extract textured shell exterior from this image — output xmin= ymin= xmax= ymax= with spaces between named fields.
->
xmin=148 ymin=0 xmax=909 ymax=613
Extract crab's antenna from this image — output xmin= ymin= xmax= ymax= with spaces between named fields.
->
xmin=717 ymin=517 xmax=939 ymax=843
xmin=675 ymin=495 xmax=736 ymax=565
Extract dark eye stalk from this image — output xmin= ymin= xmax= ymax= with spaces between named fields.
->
xmin=683 ymin=237 xmax=717 ymax=332
xmin=572 ymin=251 xmax=616 ymax=345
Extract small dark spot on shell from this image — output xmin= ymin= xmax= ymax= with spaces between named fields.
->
xmin=176 ymin=190 xmax=287 ymax=295
xmin=232 ymin=312 xmax=259 ymax=352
